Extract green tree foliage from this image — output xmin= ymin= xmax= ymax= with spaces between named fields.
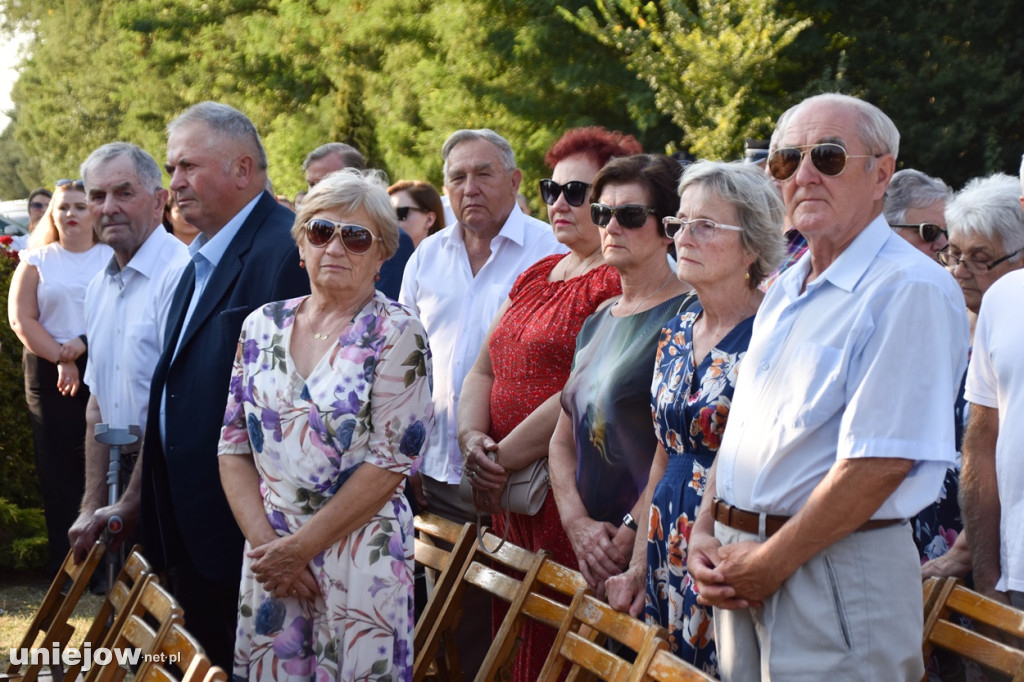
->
xmin=564 ymin=0 xmax=809 ymax=160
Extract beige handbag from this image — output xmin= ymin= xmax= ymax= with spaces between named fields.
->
xmin=459 ymin=455 xmax=550 ymax=552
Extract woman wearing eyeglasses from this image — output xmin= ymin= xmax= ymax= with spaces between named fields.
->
xmin=8 ymin=178 xmax=112 ymax=575
xmin=218 ymin=169 xmax=433 ymax=681
xmin=883 ymin=169 xmax=951 ymax=262
xmin=603 ymin=162 xmax=784 ymax=673
xmin=457 ymin=126 xmax=636 ymax=682
xmin=387 ymin=179 xmax=445 ymax=248
xmin=546 ymin=154 xmax=692 ymax=601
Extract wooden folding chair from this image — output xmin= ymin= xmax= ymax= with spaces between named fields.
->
xmin=475 ymin=530 xmax=589 ymax=682
xmin=86 ymin=578 xmax=185 ymax=682
xmin=134 ymin=622 xmax=210 ymax=682
xmin=536 ymin=587 xmax=667 ymax=682
xmin=59 ymin=545 xmax=153 ymax=682
xmin=1 ymin=540 xmax=106 ymax=682
xmin=641 ymin=647 xmax=717 ymax=681
xmin=413 ymin=513 xmax=478 ymax=682
xmin=921 ymin=577 xmax=1024 ymax=681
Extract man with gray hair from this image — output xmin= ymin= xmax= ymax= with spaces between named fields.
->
xmin=959 ymin=161 xmax=1024 ymax=615
xmin=67 ymin=143 xmax=189 ymax=566
xmin=884 ymin=168 xmax=952 ymax=261
xmin=399 ymin=128 xmax=565 ymax=675
xmin=302 ymin=141 xmax=413 ymax=299
xmin=689 ymin=94 xmax=968 ymax=679
xmin=140 ymin=101 xmax=309 ymax=667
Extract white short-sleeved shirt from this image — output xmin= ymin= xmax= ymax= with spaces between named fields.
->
xmin=716 ymin=215 xmax=969 ymax=520
xmin=964 ymin=269 xmax=1024 ymax=592
xmin=84 ymin=228 xmax=189 ymax=431
xmin=399 ymin=204 xmax=567 ymax=484
xmin=20 ymin=241 xmax=113 ymax=343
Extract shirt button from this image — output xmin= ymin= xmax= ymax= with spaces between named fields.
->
xmin=760 ymin=363 xmax=769 ymax=371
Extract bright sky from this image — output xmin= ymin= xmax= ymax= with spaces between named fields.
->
xmin=0 ymin=29 xmax=29 ymax=132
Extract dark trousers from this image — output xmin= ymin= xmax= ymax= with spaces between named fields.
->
xmin=165 ymin=561 xmax=240 ymax=672
xmin=23 ymin=350 xmax=88 ymax=576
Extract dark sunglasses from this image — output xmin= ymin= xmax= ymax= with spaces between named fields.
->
xmin=396 ymin=205 xmax=426 ymax=221
xmin=539 ymin=179 xmax=591 ymax=207
xmin=891 ymin=223 xmax=947 ymax=243
xmin=56 ymin=178 xmax=85 ymax=191
xmin=590 ymin=203 xmax=657 ymax=229
xmin=304 ymin=218 xmax=378 ymax=253
xmin=30 ymin=201 xmax=48 ymax=210
xmin=767 ymin=143 xmax=879 ymax=181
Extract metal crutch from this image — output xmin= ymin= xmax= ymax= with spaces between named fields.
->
xmin=94 ymin=423 xmax=140 ymax=592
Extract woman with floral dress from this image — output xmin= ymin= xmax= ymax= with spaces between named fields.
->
xmin=218 ymin=169 xmax=434 ymax=682
xmin=605 ymin=162 xmax=784 ymax=675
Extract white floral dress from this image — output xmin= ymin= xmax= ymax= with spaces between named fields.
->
xmin=218 ymin=292 xmax=433 ymax=682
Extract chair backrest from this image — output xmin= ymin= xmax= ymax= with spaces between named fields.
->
xmin=134 ymin=622 xmax=210 ymax=682
xmin=922 ymin=577 xmax=1024 ymax=681
xmin=2 ymin=540 xmax=106 ymax=682
xmin=86 ymin=578 xmax=185 ymax=682
xmin=61 ymin=545 xmax=153 ymax=682
xmin=413 ymin=514 xmax=478 ymax=682
xmin=642 ymin=648 xmax=717 ymax=682
xmin=536 ymin=587 xmax=667 ymax=682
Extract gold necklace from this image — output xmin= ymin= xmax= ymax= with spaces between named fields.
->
xmin=305 ymin=303 xmax=360 ymax=341
xmin=616 ymin=271 xmax=675 ymax=316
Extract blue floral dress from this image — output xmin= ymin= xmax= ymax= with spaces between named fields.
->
xmin=218 ymin=293 xmax=433 ymax=682
xmin=644 ymin=306 xmax=754 ymax=676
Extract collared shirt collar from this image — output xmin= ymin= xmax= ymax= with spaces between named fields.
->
xmin=103 ymin=225 xmax=170 ymax=280
xmin=781 ymin=214 xmax=890 ymax=298
xmin=187 ymin=192 xmax=263 ymax=267
xmin=441 ymin=202 xmax=527 ymax=249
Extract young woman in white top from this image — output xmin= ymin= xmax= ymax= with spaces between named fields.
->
xmin=8 ymin=179 xmax=112 ymax=575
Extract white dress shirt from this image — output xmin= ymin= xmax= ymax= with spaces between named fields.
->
xmin=85 ymin=228 xmax=189 ymax=431
xmin=715 ymin=215 xmax=969 ymax=520
xmin=964 ymin=269 xmax=1024 ymax=592
xmin=399 ymin=204 xmax=567 ymax=484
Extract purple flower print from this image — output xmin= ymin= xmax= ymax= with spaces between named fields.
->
xmin=388 ymin=532 xmax=405 ymax=560
xmin=400 ymin=420 xmax=426 ymax=457
xmin=261 ymin=408 xmax=283 ymax=443
xmin=273 ymin=616 xmax=311 ymax=659
xmin=330 ymin=390 xmax=361 ymax=419
xmin=266 ymin=510 xmax=288 ymax=534
xmin=242 ymin=337 xmax=260 ymax=364
xmin=247 ymin=413 xmax=264 ymax=453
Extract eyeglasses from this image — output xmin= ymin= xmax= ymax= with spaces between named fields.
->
xmin=29 ymin=202 xmax=48 ymax=210
xmin=304 ymin=218 xmax=379 ymax=253
xmin=767 ymin=143 xmax=880 ymax=181
xmin=938 ymin=247 xmax=1023 ymax=274
xmin=56 ymin=179 xmax=85 ymax=191
xmin=396 ymin=205 xmax=427 ymax=221
xmin=662 ymin=216 xmax=744 ymax=241
xmin=891 ymin=223 xmax=947 ymax=243
xmin=539 ymin=179 xmax=591 ymax=207
xmin=590 ymin=203 xmax=657 ymax=229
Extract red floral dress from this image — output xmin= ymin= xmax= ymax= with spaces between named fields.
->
xmin=487 ymin=253 xmax=621 ymax=682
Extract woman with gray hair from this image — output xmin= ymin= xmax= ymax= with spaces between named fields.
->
xmin=218 ymin=168 xmax=433 ymax=681
xmin=884 ymin=168 xmax=952 ymax=261
xmin=941 ymin=173 xmax=1024 ymax=322
xmin=605 ymin=161 xmax=784 ymax=674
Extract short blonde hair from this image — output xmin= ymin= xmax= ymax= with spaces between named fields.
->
xmin=291 ymin=168 xmax=399 ymax=259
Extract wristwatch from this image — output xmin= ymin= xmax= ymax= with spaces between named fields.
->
xmin=622 ymin=512 xmax=638 ymax=532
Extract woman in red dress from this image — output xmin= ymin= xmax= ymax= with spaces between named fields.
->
xmin=458 ymin=127 xmax=640 ymax=681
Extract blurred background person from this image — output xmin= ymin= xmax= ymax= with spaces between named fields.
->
xmin=549 ymin=154 xmax=692 ymax=600
xmin=7 ymin=178 xmax=112 ymax=575
xmin=458 ymin=126 xmax=638 ymax=682
xmin=387 ymin=179 xmax=446 ymax=248
xmin=27 ymin=187 xmax=52 ymax=231
xmin=918 ymin=173 xmax=1024 ymax=586
xmin=219 ymin=169 xmax=433 ymax=681
xmin=605 ymin=162 xmax=784 ymax=674
xmin=162 ymin=193 xmax=200 ymax=245
xmin=884 ymin=168 xmax=951 ymax=262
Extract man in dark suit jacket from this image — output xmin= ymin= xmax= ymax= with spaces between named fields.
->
xmin=139 ymin=102 xmax=310 ymax=669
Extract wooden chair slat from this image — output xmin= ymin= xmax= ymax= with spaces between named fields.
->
xmin=642 ymin=648 xmax=717 ymax=681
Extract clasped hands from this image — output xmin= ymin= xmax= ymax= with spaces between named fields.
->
xmin=460 ymin=430 xmax=508 ymax=514
xmin=248 ymin=534 xmax=321 ymax=602
xmin=688 ymin=528 xmax=786 ymax=610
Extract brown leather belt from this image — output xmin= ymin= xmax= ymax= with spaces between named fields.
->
xmin=712 ymin=498 xmax=902 ymax=538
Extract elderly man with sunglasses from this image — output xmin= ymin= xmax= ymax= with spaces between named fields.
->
xmin=399 ymin=128 xmax=565 ymax=676
xmin=688 ymin=93 xmax=969 ymax=681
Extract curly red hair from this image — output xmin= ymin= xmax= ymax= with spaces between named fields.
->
xmin=544 ymin=126 xmax=643 ymax=171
